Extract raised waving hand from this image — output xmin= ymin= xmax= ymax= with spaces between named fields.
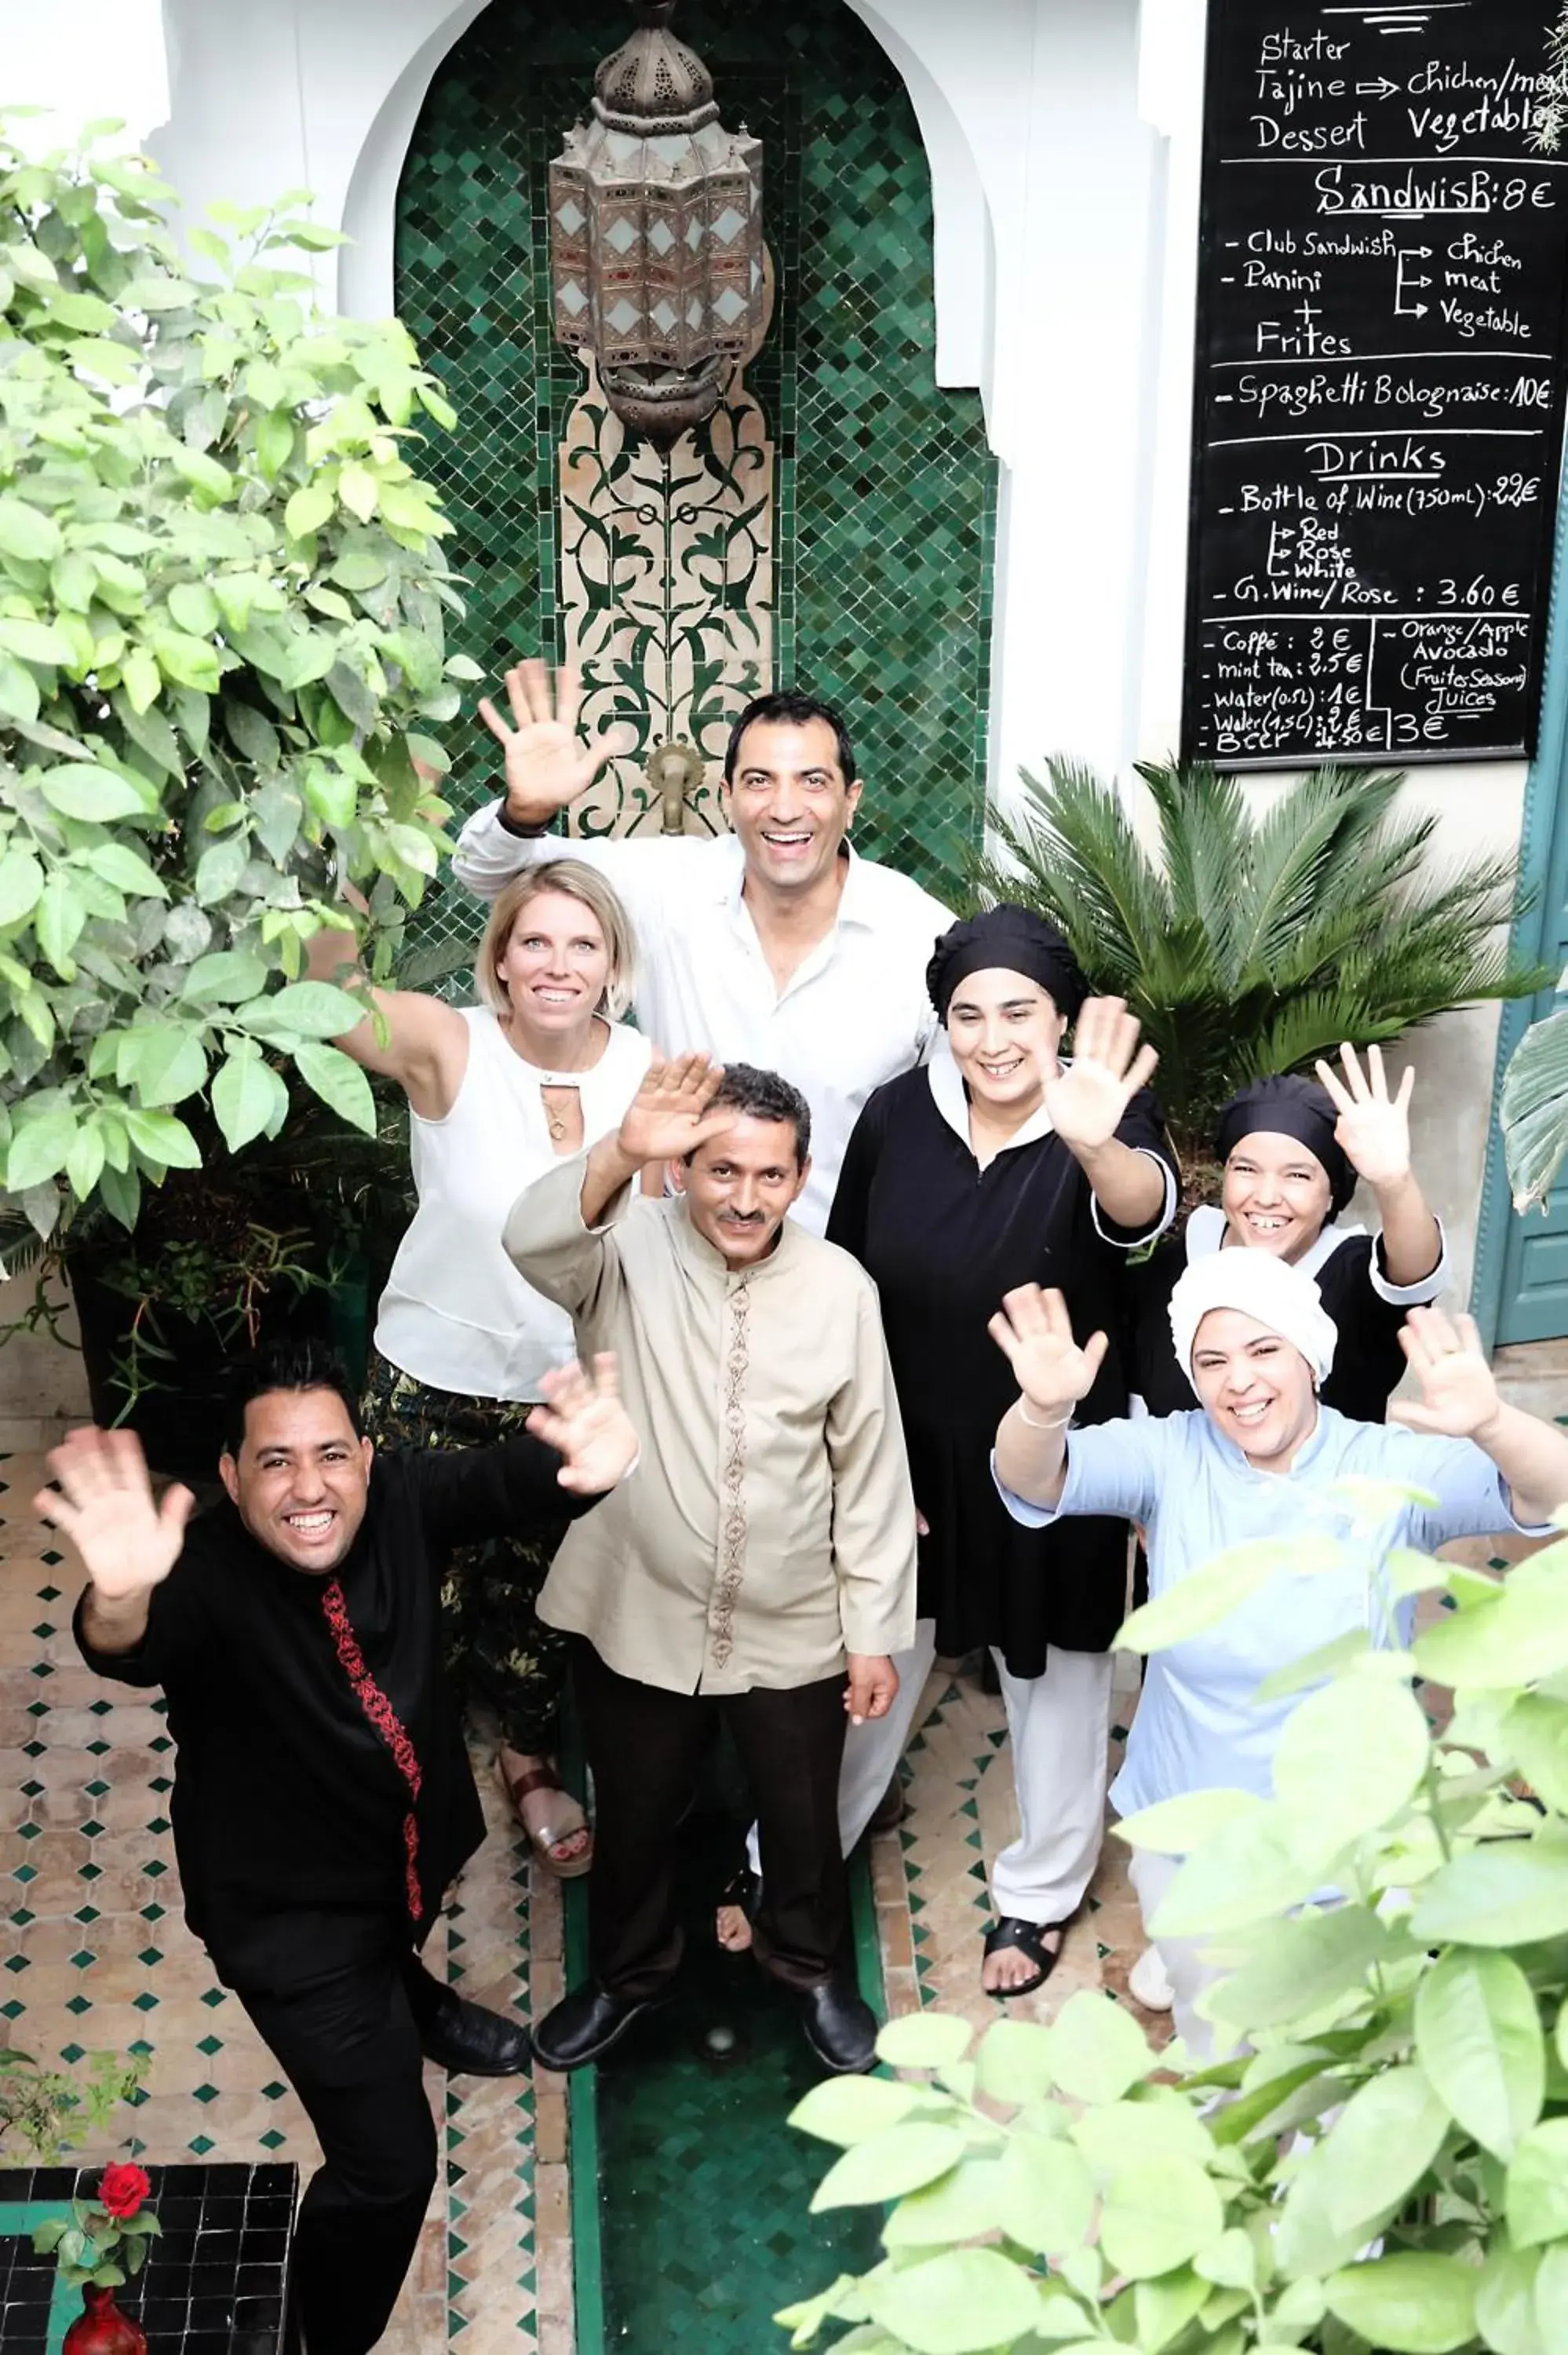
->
xmin=1390 ymin=1306 xmax=1501 ymax=1440
xmin=526 ymin=1353 xmax=640 ymax=1495
xmin=988 ymin=1285 xmax=1108 ymax=1419
xmin=614 ymin=1054 xmax=736 ymax=1167
xmin=35 ymin=1427 xmax=193 ymax=1601
xmin=476 ymin=660 xmax=628 ymax=827
xmin=1314 ymin=1041 xmax=1415 ymax=1191
xmin=1044 ymin=997 xmax=1160 ymax=1154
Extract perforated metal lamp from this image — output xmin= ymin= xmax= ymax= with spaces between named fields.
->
xmin=549 ymin=0 xmax=764 ymax=450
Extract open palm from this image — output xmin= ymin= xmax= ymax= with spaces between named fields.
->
xmin=527 ymin=1355 xmax=639 ymax=1495
xmin=988 ymin=1285 xmax=1107 ymax=1415
xmin=1044 ymin=997 xmax=1159 ymax=1152
xmin=1315 ymin=1041 xmax=1414 ymax=1191
xmin=616 ymin=1054 xmax=736 ymax=1166
xmin=35 ymin=1428 xmax=193 ymax=1600
xmin=476 ymin=660 xmax=625 ymax=825
xmin=1391 ymin=1307 xmax=1500 ymax=1439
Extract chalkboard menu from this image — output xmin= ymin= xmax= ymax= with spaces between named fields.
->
xmin=1183 ymin=0 xmax=1568 ymax=768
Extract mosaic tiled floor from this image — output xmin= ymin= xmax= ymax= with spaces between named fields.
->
xmin=2 ymin=1400 xmax=1560 ymax=2353
xmin=867 ymin=1648 xmax=1163 ymax=2042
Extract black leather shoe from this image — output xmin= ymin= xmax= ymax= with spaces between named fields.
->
xmin=798 ymin=1975 xmax=878 ymax=2074
xmin=418 ymin=1990 xmax=531 ymax=2077
xmin=533 ymin=1981 xmax=665 ymax=2072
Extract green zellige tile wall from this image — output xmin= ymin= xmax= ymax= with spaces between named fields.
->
xmin=393 ymin=0 xmax=997 ymax=900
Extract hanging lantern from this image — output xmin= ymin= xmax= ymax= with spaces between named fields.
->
xmin=549 ymin=0 xmax=764 ymax=450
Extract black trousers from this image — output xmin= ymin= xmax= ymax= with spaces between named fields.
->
xmin=574 ymin=1639 xmax=848 ymax=1999
xmin=239 ymin=1951 xmax=442 ymax=2355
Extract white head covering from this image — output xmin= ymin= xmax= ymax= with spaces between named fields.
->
xmin=1168 ymin=1249 xmax=1338 ymax=1396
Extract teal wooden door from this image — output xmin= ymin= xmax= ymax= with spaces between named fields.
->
xmin=1478 ymin=487 xmax=1568 ymax=1345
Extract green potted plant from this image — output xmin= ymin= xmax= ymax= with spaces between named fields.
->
xmin=0 ymin=2045 xmax=144 ymax=2167
xmin=0 ymin=126 xmax=471 ymax=1399
xmin=780 ymin=1501 xmax=1568 ymax=2352
xmin=975 ymin=758 xmax=1548 ymax=1167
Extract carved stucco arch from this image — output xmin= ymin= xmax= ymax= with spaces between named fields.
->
xmin=335 ymin=0 xmax=994 ymax=409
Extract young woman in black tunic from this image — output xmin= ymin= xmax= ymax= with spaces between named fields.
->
xmin=826 ymin=907 xmax=1178 ymax=1995
xmin=1127 ymin=1055 xmax=1447 ymax=1422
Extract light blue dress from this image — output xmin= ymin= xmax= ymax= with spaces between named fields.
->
xmin=996 ymin=1408 xmax=1546 ymax=1819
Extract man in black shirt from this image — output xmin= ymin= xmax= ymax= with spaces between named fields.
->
xmin=51 ymin=1340 xmax=636 ymax=2355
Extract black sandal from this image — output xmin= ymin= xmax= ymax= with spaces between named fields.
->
xmin=982 ymin=1915 xmax=1067 ymax=2000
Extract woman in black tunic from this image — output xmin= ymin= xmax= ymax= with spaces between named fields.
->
xmin=826 ymin=907 xmax=1177 ymax=1996
xmin=1128 ymin=1055 xmax=1447 ymax=1422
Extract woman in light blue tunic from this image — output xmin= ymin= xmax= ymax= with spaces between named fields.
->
xmin=986 ymin=1249 xmax=1568 ymax=2049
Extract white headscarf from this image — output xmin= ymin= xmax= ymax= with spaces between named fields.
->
xmin=1168 ymin=1248 xmax=1338 ymax=1396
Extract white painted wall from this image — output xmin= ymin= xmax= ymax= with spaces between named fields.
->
xmin=1 ymin=0 xmax=1539 ymax=1310
xmin=0 ymin=0 xmax=169 ymax=152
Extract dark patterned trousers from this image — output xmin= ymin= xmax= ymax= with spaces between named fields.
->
xmin=360 ymin=1355 xmax=573 ymax=1756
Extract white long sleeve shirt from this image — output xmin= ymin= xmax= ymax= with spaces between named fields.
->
xmin=453 ymin=805 xmax=954 ymax=1234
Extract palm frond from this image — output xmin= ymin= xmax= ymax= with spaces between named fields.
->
xmin=1501 ymin=1005 xmax=1568 ymax=1211
xmin=986 ymin=753 xmax=1542 ymax=1151
xmin=1136 ymin=760 xmax=1247 ymax=988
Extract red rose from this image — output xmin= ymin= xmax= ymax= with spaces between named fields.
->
xmin=99 ymin=2163 xmax=151 ymax=2221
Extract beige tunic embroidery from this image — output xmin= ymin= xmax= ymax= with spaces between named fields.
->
xmin=501 ymin=1154 xmax=917 ymax=1696
xmin=712 ymin=1272 xmax=753 ymax=1670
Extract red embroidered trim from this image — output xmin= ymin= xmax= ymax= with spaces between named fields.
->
xmin=321 ymin=1578 xmax=425 ymax=1925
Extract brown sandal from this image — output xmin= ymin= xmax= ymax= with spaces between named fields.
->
xmin=498 ymin=1758 xmax=594 ymax=1879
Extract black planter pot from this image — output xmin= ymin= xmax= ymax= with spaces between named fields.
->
xmin=68 ymin=1256 xmax=370 ymax=1484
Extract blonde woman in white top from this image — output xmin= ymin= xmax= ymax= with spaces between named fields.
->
xmin=312 ymin=861 xmax=651 ymax=1875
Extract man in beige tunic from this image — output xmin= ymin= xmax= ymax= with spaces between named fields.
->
xmin=503 ymin=1055 xmax=917 ymax=2076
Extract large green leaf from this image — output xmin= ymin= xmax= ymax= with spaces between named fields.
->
xmin=1117 ymin=1537 xmax=1323 ymax=1654
xmin=1415 ymin=1559 xmax=1568 ymax=1691
xmin=1143 ymin=1804 xmax=1325 ymax=1937
xmin=1475 ymin=2241 xmax=1549 ymax=2355
xmin=38 ymin=765 xmax=150 ymax=821
xmin=0 ymin=495 xmax=62 ymax=562
xmin=875 ymin=2015 xmax=973 ymax=2073
xmin=1501 ymin=1693 xmax=1568 ymax=1812
xmin=1324 ymin=2252 xmax=1479 ymax=2352
xmin=1099 ymin=2154 xmax=1224 ymax=2280
xmin=210 ymin=1051 xmax=286 ymax=1153
xmin=0 ymin=849 xmax=45 ymax=927
xmin=1411 ymin=1846 xmax=1568 ymax=1949
xmin=1271 ymin=1671 xmax=1430 ymax=1850
xmin=1415 ymin=1950 xmax=1545 ymax=2159
xmin=974 ymin=2017 xmax=1057 ymax=2106
xmin=809 ymin=2122 xmax=965 ymax=2212
xmin=993 ymin=2133 xmax=1095 ymax=2257
xmin=1506 ymin=2117 xmax=1568 ymax=2248
xmin=1205 ymin=1903 xmax=1399 ymax=2030
xmin=881 ymin=2157 xmax=1008 ymax=2251
xmin=869 ymin=2249 xmax=1043 ymax=2355
xmin=787 ymin=2076 xmax=932 ymax=2149
xmin=1044 ymin=1990 xmax=1154 ymax=2106
xmin=1502 ymin=1005 xmax=1568 ymax=1214
xmin=292 ymin=1042 xmax=377 ymax=1135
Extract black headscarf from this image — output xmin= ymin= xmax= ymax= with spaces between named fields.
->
xmin=926 ymin=905 xmax=1088 ymax=1024
xmin=1213 ymin=1075 xmax=1355 ymax=1216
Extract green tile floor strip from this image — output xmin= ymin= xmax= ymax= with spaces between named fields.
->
xmin=564 ymin=1803 xmax=884 ymax=2352
xmin=0 ymin=2203 xmax=80 ymax=2355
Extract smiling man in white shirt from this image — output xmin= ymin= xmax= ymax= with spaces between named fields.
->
xmin=452 ymin=662 xmax=954 ymax=1239
xmin=454 ymin=660 xmax=954 ymax=1894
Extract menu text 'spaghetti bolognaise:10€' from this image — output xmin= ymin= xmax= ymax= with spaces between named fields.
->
xmin=1182 ymin=0 xmax=1568 ymax=767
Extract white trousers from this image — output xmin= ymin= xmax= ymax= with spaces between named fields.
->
xmin=989 ymin=1646 xmax=1115 ymax=1927
xmin=1125 ymin=1845 xmax=1220 ymax=2061
xmin=746 ymin=1619 xmax=939 ymax=1875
